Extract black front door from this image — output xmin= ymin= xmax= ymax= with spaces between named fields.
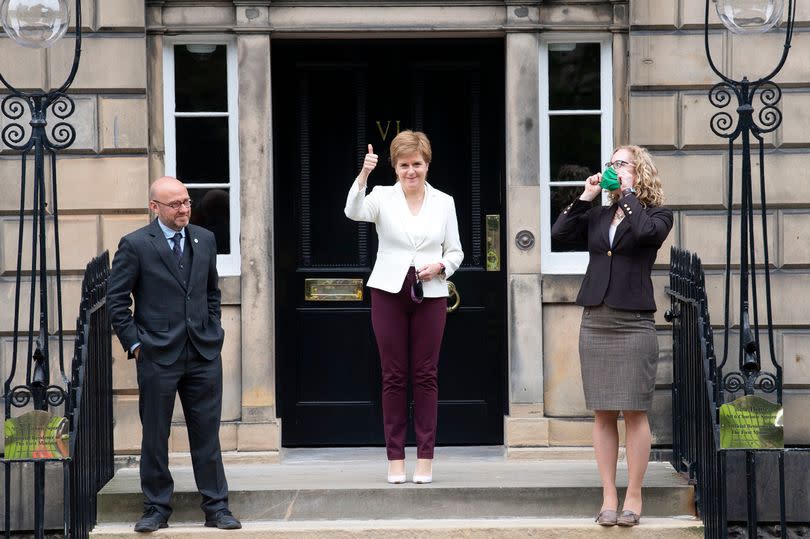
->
xmin=273 ymin=39 xmax=506 ymax=447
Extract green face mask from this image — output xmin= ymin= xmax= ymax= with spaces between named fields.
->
xmin=599 ymin=167 xmax=621 ymax=191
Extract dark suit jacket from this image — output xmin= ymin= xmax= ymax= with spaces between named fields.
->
xmin=108 ymin=219 xmax=224 ymax=365
xmin=551 ymin=194 xmax=673 ymax=312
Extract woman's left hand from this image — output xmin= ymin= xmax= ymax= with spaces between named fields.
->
xmin=417 ymin=263 xmax=443 ymax=281
xmin=618 ymin=172 xmax=635 ymax=192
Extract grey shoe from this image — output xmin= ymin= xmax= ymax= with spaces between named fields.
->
xmin=617 ymin=510 xmax=641 ymax=527
xmin=595 ymin=509 xmax=618 ymax=526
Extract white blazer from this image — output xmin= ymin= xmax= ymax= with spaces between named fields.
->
xmin=344 ymin=179 xmax=464 ymax=297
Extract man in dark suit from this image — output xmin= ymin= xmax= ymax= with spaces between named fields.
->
xmin=108 ymin=176 xmax=241 ymax=532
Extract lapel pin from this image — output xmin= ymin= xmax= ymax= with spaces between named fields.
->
xmin=194 ymin=238 xmax=199 ymax=244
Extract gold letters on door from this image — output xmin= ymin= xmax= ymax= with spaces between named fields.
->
xmin=375 ymin=120 xmax=401 ymax=142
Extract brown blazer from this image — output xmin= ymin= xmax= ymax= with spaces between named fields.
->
xmin=551 ymin=193 xmax=673 ymax=312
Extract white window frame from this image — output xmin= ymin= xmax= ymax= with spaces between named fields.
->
xmin=163 ymin=36 xmax=241 ymax=276
xmin=539 ymin=35 xmax=613 ymax=274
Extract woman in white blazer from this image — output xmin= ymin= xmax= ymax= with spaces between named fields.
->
xmin=345 ymin=130 xmax=463 ymax=484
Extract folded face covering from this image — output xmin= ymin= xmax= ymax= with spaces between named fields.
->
xmin=599 ymin=167 xmax=621 ymax=191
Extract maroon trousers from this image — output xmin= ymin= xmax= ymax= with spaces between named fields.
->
xmin=370 ymin=267 xmax=447 ymax=460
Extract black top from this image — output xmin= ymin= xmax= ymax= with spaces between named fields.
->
xmin=551 ymin=193 xmax=674 ymax=312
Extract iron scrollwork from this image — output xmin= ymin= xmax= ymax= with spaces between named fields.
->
xmin=45 ymin=93 xmax=77 ymax=150
xmin=708 ymin=82 xmax=739 ymax=139
xmin=722 ymin=370 xmax=779 ymax=397
xmin=1 ymin=95 xmax=31 ymax=151
xmin=8 ymin=385 xmax=33 ymax=407
xmin=707 ymin=79 xmax=784 ymax=140
xmin=47 ymin=121 xmax=77 ymax=150
xmin=6 ymin=384 xmax=67 ymax=409
xmin=1 ymin=94 xmax=26 ymax=120
xmin=752 ymin=81 xmax=782 ymax=134
xmin=46 ymin=385 xmax=68 ymax=407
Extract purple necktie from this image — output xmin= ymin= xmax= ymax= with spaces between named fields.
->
xmin=171 ymin=232 xmax=183 ymax=261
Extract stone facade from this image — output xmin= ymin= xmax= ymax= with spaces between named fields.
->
xmin=1 ymin=0 xmax=808 ymax=459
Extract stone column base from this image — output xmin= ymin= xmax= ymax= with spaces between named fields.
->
xmin=167 ymin=419 xmax=281 ymax=454
xmin=504 ymin=405 xmax=629 ymax=459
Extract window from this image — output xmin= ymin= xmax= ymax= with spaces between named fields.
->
xmin=163 ymin=39 xmax=240 ymax=275
xmin=539 ymin=37 xmax=613 ymax=274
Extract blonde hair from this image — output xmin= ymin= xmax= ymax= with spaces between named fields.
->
xmin=608 ymin=145 xmax=665 ymax=207
xmin=389 ymin=130 xmax=432 ymax=167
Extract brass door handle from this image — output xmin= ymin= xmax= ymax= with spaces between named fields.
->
xmin=447 ymin=281 xmax=461 ymax=313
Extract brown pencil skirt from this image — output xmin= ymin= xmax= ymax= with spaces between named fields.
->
xmin=578 ymin=304 xmax=659 ymax=411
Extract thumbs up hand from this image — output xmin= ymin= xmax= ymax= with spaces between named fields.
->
xmin=358 ymin=144 xmax=378 ymax=187
xmin=362 ymin=144 xmax=378 ymax=175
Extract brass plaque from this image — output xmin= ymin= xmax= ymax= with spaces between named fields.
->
xmin=720 ymin=395 xmax=784 ymax=449
xmin=4 ymin=410 xmax=70 ymax=460
xmin=305 ymin=278 xmax=364 ymax=301
xmin=486 ymin=214 xmax=501 ymax=272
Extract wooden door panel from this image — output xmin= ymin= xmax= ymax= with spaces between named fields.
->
xmin=296 ymin=66 xmax=371 ymax=269
xmin=438 ymin=308 xmax=489 ymax=399
xmin=296 ymin=310 xmax=377 ymax=402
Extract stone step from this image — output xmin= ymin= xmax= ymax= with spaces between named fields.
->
xmin=96 ymin=448 xmax=696 ymax=524
xmin=91 ymin=517 xmax=704 ymax=538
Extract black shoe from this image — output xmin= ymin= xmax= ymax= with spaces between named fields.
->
xmin=204 ymin=509 xmax=242 ymax=530
xmin=134 ymin=507 xmax=168 ymax=533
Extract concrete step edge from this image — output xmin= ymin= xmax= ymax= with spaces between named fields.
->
xmin=91 ymin=517 xmax=704 ymax=537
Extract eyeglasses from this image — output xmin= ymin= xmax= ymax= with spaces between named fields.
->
xmin=152 ymin=198 xmax=192 ymax=210
xmin=604 ymin=160 xmax=635 ymax=171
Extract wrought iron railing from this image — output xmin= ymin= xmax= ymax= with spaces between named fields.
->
xmin=67 ymin=251 xmax=114 ymax=538
xmin=666 ymin=247 xmax=808 ymax=539
xmin=666 ymin=248 xmax=727 ymax=538
xmin=1 ymin=251 xmax=112 ymax=538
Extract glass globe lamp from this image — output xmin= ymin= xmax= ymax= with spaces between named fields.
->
xmin=714 ymin=0 xmax=784 ymax=34
xmin=0 ymin=0 xmax=70 ymax=49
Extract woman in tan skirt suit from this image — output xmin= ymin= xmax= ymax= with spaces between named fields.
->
xmin=551 ymin=145 xmax=673 ymax=527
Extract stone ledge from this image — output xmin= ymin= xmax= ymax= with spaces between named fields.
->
xmin=113 ymin=451 xmax=281 ymax=470
xmin=508 ymin=403 xmax=544 ymax=418
xmin=507 ymin=446 xmax=627 ymax=461
xmin=90 ymin=518 xmax=704 ymax=538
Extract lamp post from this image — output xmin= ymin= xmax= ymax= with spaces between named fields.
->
xmin=1 ymin=0 xmax=81 ymax=537
xmin=704 ymin=3 xmax=796 ymax=536
xmin=704 ymin=0 xmax=795 ymax=402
